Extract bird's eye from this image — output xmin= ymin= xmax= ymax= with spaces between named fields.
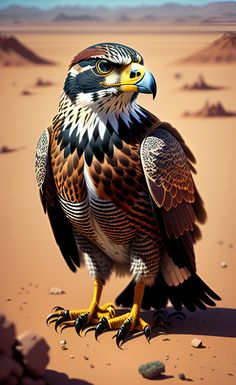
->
xmin=96 ymin=59 xmax=114 ymax=75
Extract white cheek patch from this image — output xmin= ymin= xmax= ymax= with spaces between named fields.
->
xmin=103 ymin=72 xmax=120 ymax=86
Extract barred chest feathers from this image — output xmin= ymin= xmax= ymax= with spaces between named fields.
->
xmin=51 ymin=91 xmax=156 ymax=262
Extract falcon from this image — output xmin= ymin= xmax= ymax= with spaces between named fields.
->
xmin=36 ymin=42 xmax=220 ymax=347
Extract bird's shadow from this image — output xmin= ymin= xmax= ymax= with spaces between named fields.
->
xmin=116 ymin=307 xmax=236 ymax=345
xmin=45 ymin=369 xmax=93 ymax=385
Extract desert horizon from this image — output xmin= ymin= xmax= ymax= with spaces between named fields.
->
xmin=1 ymin=9 xmax=236 ymax=385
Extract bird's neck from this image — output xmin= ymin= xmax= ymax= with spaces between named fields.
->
xmin=55 ymin=91 xmax=154 ymax=144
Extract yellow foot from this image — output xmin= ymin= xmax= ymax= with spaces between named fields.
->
xmin=46 ymin=302 xmax=116 ymax=335
xmin=92 ymin=312 xmax=151 ymax=348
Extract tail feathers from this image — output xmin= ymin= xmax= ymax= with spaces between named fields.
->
xmin=115 ymin=274 xmax=221 ymax=312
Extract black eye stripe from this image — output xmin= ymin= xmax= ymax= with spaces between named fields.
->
xmin=79 ymin=59 xmax=96 ymax=67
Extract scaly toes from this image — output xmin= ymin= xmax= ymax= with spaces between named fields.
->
xmin=115 ymin=318 xmax=132 ymax=348
xmin=89 ymin=314 xmax=152 ymax=348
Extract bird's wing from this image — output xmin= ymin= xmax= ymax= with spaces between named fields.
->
xmin=140 ymin=122 xmax=206 ymax=274
xmin=35 ymin=127 xmax=80 ymax=272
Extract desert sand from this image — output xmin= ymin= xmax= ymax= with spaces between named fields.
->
xmin=0 ymin=22 xmax=236 ymax=385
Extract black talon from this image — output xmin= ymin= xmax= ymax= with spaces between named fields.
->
xmin=52 ymin=306 xmax=65 ymax=312
xmin=116 ymin=319 xmax=132 ymax=348
xmin=144 ymin=325 xmax=151 ymax=343
xmin=95 ymin=317 xmax=109 ymax=341
xmin=60 ymin=323 xmax=75 ymax=333
xmin=54 ymin=310 xmax=70 ymax=333
xmin=84 ymin=327 xmax=97 ymax=336
xmin=46 ymin=313 xmax=60 ymax=326
xmin=75 ymin=313 xmax=88 ymax=336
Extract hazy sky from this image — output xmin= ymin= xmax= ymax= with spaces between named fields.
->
xmin=1 ymin=0 xmax=235 ymax=9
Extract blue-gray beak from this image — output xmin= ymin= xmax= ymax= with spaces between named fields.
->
xmin=135 ymin=70 xmax=157 ymax=99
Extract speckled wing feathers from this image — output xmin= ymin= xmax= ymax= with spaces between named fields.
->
xmin=141 ymin=127 xmax=197 ymax=239
xmin=35 ymin=126 xmax=80 ymax=272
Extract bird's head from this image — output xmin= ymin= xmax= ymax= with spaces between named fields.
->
xmin=63 ymin=42 xmax=157 ymax=107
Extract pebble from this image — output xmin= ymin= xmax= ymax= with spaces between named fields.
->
xmin=83 ymin=356 xmax=89 ymax=360
xmin=191 ymin=338 xmax=203 ymax=348
xmin=59 ymin=339 xmax=67 ymax=345
xmin=220 ymin=261 xmax=227 ymax=268
xmin=49 ymin=287 xmax=65 ymax=295
xmin=178 ymin=373 xmax=186 ymax=380
xmin=70 ymin=355 xmax=75 ymax=359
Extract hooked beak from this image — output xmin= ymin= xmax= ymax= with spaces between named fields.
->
xmin=117 ymin=62 xmax=157 ymax=99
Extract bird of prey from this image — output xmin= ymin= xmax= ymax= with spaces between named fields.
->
xmin=36 ymin=42 xmax=220 ymax=347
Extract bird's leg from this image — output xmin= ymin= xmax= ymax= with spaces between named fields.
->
xmin=95 ymin=281 xmax=151 ymax=347
xmin=46 ymin=277 xmax=115 ymax=335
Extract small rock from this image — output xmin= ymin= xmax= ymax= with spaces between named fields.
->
xmin=162 ymin=337 xmax=170 ymax=341
xmin=220 ymin=261 xmax=227 ymax=268
xmin=191 ymin=338 xmax=203 ymax=348
xmin=139 ymin=361 xmax=165 ymax=379
xmin=59 ymin=339 xmax=67 ymax=345
xmin=61 ymin=345 xmax=68 ymax=350
xmin=6 ymin=298 xmax=12 ymax=302
xmin=83 ymin=356 xmax=89 ymax=360
xmin=178 ymin=373 xmax=186 ymax=380
xmin=90 ymin=364 xmax=95 ymax=369
xmin=16 ymin=332 xmax=49 ymax=376
xmin=48 ymin=287 xmax=65 ymax=295
xmin=69 ymin=355 xmax=75 ymax=359
xmin=21 ymin=90 xmax=33 ymax=96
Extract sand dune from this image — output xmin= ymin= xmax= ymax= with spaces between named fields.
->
xmin=181 ymin=32 xmax=236 ymax=63
xmin=0 ymin=34 xmax=55 ymax=66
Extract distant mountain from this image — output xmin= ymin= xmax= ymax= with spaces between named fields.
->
xmin=0 ymin=34 xmax=55 ymax=66
xmin=53 ymin=13 xmax=103 ymax=22
xmin=181 ymin=32 xmax=236 ymax=63
xmin=0 ymin=2 xmax=236 ymax=24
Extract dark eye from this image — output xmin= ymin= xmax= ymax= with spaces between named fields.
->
xmin=96 ymin=59 xmax=114 ymax=75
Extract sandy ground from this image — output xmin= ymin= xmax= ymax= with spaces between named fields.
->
xmin=1 ymin=23 xmax=236 ymax=384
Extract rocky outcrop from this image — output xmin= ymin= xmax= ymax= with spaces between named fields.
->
xmin=0 ymin=314 xmax=49 ymax=385
xmin=182 ymin=75 xmax=224 ymax=91
xmin=184 ymin=101 xmax=236 ymax=117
